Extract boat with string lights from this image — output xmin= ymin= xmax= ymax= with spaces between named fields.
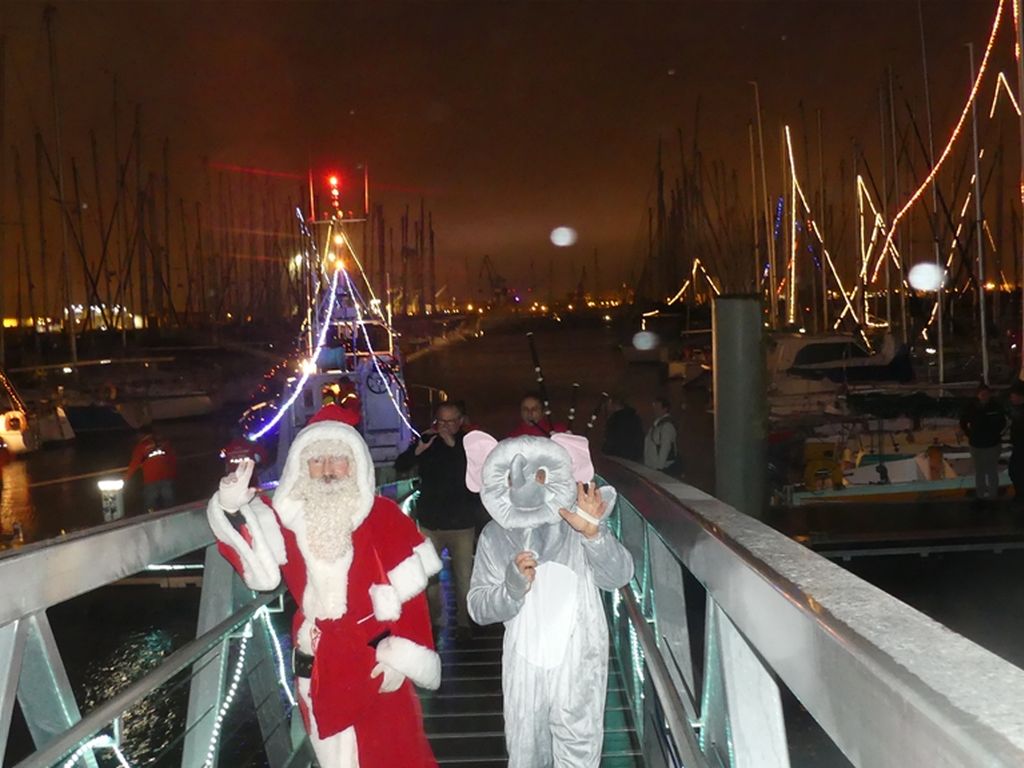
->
xmin=239 ymin=209 xmax=418 ymax=483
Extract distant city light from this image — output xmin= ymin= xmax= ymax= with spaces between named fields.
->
xmin=550 ymin=227 xmax=578 ymax=247
xmin=908 ymin=262 xmax=945 ymax=292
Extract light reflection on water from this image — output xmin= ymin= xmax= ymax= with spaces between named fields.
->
xmin=80 ymin=628 xmax=181 ymax=765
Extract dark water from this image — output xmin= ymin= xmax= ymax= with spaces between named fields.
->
xmin=6 ymin=322 xmax=1024 ymax=766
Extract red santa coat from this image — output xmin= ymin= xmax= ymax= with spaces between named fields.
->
xmin=207 ymin=418 xmax=442 ymax=768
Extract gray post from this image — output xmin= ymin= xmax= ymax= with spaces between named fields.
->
xmin=713 ymin=295 xmax=767 ymax=518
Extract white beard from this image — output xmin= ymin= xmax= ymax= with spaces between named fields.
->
xmin=293 ymin=475 xmax=362 ymax=562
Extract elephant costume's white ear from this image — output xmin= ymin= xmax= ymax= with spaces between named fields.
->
xmin=464 ymin=430 xmax=499 ymax=493
xmin=551 ymin=432 xmax=594 ymax=484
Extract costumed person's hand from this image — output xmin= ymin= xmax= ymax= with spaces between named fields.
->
xmin=504 ymin=551 xmax=537 ymax=599
xmin=371 ymin=662 xmax=406 ymax=693
xmin=218 ymin=458 xmax=256 ymax=512
xmin=414 ymin=433 xmax=437 ymax=456
xmin=559 ymin=482 xmax=606 ymax=540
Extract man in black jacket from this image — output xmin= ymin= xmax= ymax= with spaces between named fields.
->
xmin=960 ymin=383 xmax=1007 ymax=502
xmin=394 ymin=401 xmax=480 ymax=640
xmin=602 ymin=394 xmax=645 ymax=462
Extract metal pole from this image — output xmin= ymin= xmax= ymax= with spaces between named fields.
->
xmin=713 ymin=295 xmax=767 ymax=519
xmin=751 ymin=82 xmax=777 ymax=328
xmin=918 ymin=0 xmax=944 ymax=383
xmin=968 ymin=43 xmax=990 ymax=383
xmin=748 ymin=122 xmax=761 ymax=294
xmin=817 ymin=109 xmax=829 ymax=333
xmin=880 ymin=87 xmax=893 ymax=330
xmin=1015 ymin=0 xmax=1024 ymax=380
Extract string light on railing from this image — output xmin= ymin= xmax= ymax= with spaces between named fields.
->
xmin=202 ymin=623 xmax=251 ymax=768
xmin=257 ymin=606 xmax=297 ymax=708
xmin=60 ymin=734 xmax=133 ymax=768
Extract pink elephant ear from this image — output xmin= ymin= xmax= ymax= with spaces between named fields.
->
xmin=464 ymin=430 xmax=499 ymax=493
xmin=551 ymin=432 xmax=594 ymax=483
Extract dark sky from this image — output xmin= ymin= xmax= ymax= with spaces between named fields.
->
xmin=0 ymin=0 xmax=1008 ymax=304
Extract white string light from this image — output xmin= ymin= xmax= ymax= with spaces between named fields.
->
xmin=880 ymin=0 xmax=1006 ymax=260
xmin=248 ymin=262 xmax=342 ymax=441
xmin=340 ymin=267 xmax=421 ymax=438
xmin=60 ymin=734 xmax=132 ymax=768
xmin=257 ymin=606 xmax=297 ymax=708
xmin=202 ymin=623 xmax=251 ymax=768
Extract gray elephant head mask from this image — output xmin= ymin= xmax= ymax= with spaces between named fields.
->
xmin=464 ymin=432 xmax=594 ymax=530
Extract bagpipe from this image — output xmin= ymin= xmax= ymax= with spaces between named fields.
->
xmin=525 ymin=332 xmax=608 ymax=437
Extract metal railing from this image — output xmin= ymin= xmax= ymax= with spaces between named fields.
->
xmin=0 ymin=477 xmax=418 ymax=768
xmin=598 ymin=457 xmax=1024 ymax=768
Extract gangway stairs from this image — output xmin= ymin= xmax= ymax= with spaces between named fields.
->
xmin=7 ymin=465 xmax=1024 ymax=766
xmin=420 ymin=610 xmax=644 ymax=765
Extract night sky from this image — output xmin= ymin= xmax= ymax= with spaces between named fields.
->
xmin=0 ymin=1 xmax=1008 ymax=305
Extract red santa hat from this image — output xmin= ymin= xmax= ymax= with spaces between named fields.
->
xmin=272 ymin=402 xmax=376 ymax=528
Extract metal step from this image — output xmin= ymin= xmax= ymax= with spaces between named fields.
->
xmin=420 ymin=556 xmax=644 ymax=767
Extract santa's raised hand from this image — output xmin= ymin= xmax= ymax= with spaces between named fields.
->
xmin=558 ymin=481 xmax=606 ymax=540
xmin=219 ymin=458 xmax=256 ymax=512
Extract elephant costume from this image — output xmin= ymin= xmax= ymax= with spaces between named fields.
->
xmin=465 ymin=432 xmax=634 ymax=767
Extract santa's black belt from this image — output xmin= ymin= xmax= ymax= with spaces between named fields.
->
xmin=292 ymin=630 xmax=392 ymax=679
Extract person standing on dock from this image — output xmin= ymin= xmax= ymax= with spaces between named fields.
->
xmin=1008 ymin=384 xmax=1024 ymax=502
xmin=509 ymin=392 xmax=566 ymax=437
xmin=601 ymin=394 xmax=645 ymax=462
xmin=959 ymin=383 xmax=1006 ymax=502
xmin=207 ymin=403 xmax=441 ymax=768
xmin=394 ymin=401 xmax=481 ymax=641
xmin=124 ymin=425 xmax=178 ymax=512
xmin=644 ymin=397 xmax=681 ymax=475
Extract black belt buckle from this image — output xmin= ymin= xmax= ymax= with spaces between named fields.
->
xmin=292 ymin=648 xmax=314 ymax=679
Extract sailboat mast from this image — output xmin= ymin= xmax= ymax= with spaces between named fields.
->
xmin=968 ymin=43 xmax=990 ymax=383
xmin=1015 ymin=0 xmax=1024 ymax=380
xmin=888 ymin=67 xmax=909 ymax=343
xmin=0 ymin=35 xmax=7 ymax=368
xmin=749 ymin=122 xmax=761 ymax=293
xmin=44 ymin=7 xmax=78 ymax=368
xmin=918 ymin=0 xmax=944 ymax=383
xmin=751 ymin=82 xmax=777 ymax=327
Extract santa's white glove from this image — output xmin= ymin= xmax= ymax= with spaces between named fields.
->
xmin=218 ymin=459 xmax=256 ymax=513
xmin=371 ymin=662 xmax=406 ymax=693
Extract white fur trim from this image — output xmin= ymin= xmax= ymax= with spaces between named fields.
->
xmin=370 ymin=584 xmax=402 ymax=622
xmin=387 ymin=551 xmax=428 ymax=602
xmin=271 ymin=421 xmax=375 ymax=528
xmin=375 ymin=635 xmax=441 ymax=690
xmin=206 ymin=493 xmax=286 ymax=592
xmin=414 ymin=539 xmax=443 ymax=578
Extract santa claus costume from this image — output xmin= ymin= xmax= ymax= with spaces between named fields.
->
xmin=207 ymin=404 xmax=442 ymax=767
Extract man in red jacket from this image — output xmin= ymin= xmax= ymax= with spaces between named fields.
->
xmin=124 ymin=426 xmax=178 ymax=512
xmin=508 ymin=392 xmax=567 ymax=437
xmin=207 ymin=403 xmax=440 ymax=767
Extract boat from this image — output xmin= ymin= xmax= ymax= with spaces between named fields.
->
xmin=239 ymin=215 xmax=418 ymax=484
xmin=0 ymin=369 xmax=73 ymax=452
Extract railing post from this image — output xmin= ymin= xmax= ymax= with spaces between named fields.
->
xmin=17 ymin=612 xmax=97 ymax=767
xmin=0 ymin=619 xmax=26 ymax=766
xmin=712 ymin=295 xmax=767 ymax=518
xmin=182 ymin=544 xmax=240 ymax=768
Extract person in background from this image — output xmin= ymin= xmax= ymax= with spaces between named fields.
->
xmin=1008 ymin=383 xmax=1024 ymax=502
xmin=124 ymin=425 xmax=178 ymax=512
xmin=644 ymin=396 xmax=680 ymax=475
xmin=508 ymin=392 xmax=567 ymax=437
xmin=601 ymin=394 xmax=645 ymax=462
xmin=394 ymin=401 xmax=481 ymax=641
xmin=220 ymin=425 xmax=269 ymax=487
xmin=959 ymin=382 xmax=1006 ymax=502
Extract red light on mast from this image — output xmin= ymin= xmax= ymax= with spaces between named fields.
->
xmin=328 ymin=175 xmax=339 ymax=188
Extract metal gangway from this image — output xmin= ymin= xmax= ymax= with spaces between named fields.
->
xmin=4 ymin=462 xmax=1024 ymax=767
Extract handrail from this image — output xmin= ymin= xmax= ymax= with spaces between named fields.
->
xmin=598 ymin=457 xmax=1024 ymax=767
xmin=15 ymin=590 xmax=282 ymax=768
xmin=618 ymin=585 xmax=708 ymax=768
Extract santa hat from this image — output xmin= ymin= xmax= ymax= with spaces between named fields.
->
xmin=307 ymin=401 xmax=360 ymax=427
xmin=272 ymin=402 xmax=375 ymax=528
